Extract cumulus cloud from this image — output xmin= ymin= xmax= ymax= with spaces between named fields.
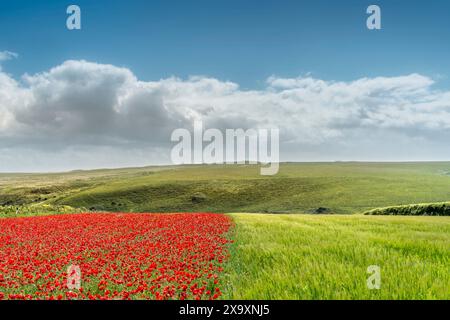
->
xmin=1 ymin=59 xmax=450 ymax=171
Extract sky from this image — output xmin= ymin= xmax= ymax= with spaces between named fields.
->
xmin=1 ymin=0 xmax=450 ymax=172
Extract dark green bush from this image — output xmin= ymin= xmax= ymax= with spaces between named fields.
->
xmin=364 ymin=202 xmax=450 ymax=216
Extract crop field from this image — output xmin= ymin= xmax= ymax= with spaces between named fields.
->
xmin=224 ymin=214 xmax=450 ymax=300
xmin=0 ymin=163 xmax=449 ymax=300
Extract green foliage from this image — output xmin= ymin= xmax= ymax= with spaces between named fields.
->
xmin=223 ymin=214 xmax=450 ymax=299
xmin=364 ymin=202 xmax=450 ymax=216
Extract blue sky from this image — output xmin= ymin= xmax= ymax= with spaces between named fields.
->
xmin=1 ymin=0 xmax=450 ymax=89
xmin=2 ymin=1 xmax=450 ymax=171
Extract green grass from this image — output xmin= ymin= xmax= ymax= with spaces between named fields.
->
xmin=0 ymin=204 xmax=86 ymax=218
xmin=3 ymin=162 xmax=450 ymax=215
xmin=223 ymin=213 xmax=450 ymax=300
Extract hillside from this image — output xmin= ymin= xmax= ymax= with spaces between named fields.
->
xmin=2 ymin=162 xmax=450 ymax=215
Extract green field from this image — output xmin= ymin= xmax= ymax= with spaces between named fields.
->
xmin=224 ymin=214 xmax=450 ymax=299
xmin=3 ymin=162 xmax=450 ymax=215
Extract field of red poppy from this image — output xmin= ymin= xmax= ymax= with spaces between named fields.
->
xmin=0 ymin=213 xmax=232 ymax=300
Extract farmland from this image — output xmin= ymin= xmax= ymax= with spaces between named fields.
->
xmin=0 ymin=162 xmax=449 ymax=300
xmin=223 ymin=214 xmax=450 ymax=299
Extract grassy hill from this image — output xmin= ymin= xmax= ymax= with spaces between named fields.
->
xmin=2 ymin=162 xmax=450 ymax=215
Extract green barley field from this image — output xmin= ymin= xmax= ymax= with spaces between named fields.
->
xmin=1 ymin=162 xmax=449 ymax=299
xmin=224 ymin=214 xmax=449 ymax=299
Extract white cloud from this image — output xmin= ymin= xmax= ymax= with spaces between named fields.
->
xmin=1 ymin=59 xmax=450 ymax=171
xmin=0 ymin=51 xmax=18 ymax=62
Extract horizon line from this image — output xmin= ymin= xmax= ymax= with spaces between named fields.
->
xmin=2 ymin=160 xmax=450 ymax=175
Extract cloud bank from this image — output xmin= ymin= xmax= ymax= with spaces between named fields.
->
xmin=1 ymin=59 xmax=450 ymax=171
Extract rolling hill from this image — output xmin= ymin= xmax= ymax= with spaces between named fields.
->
xmin=2 ymin=162 xmax=450 ymax=215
